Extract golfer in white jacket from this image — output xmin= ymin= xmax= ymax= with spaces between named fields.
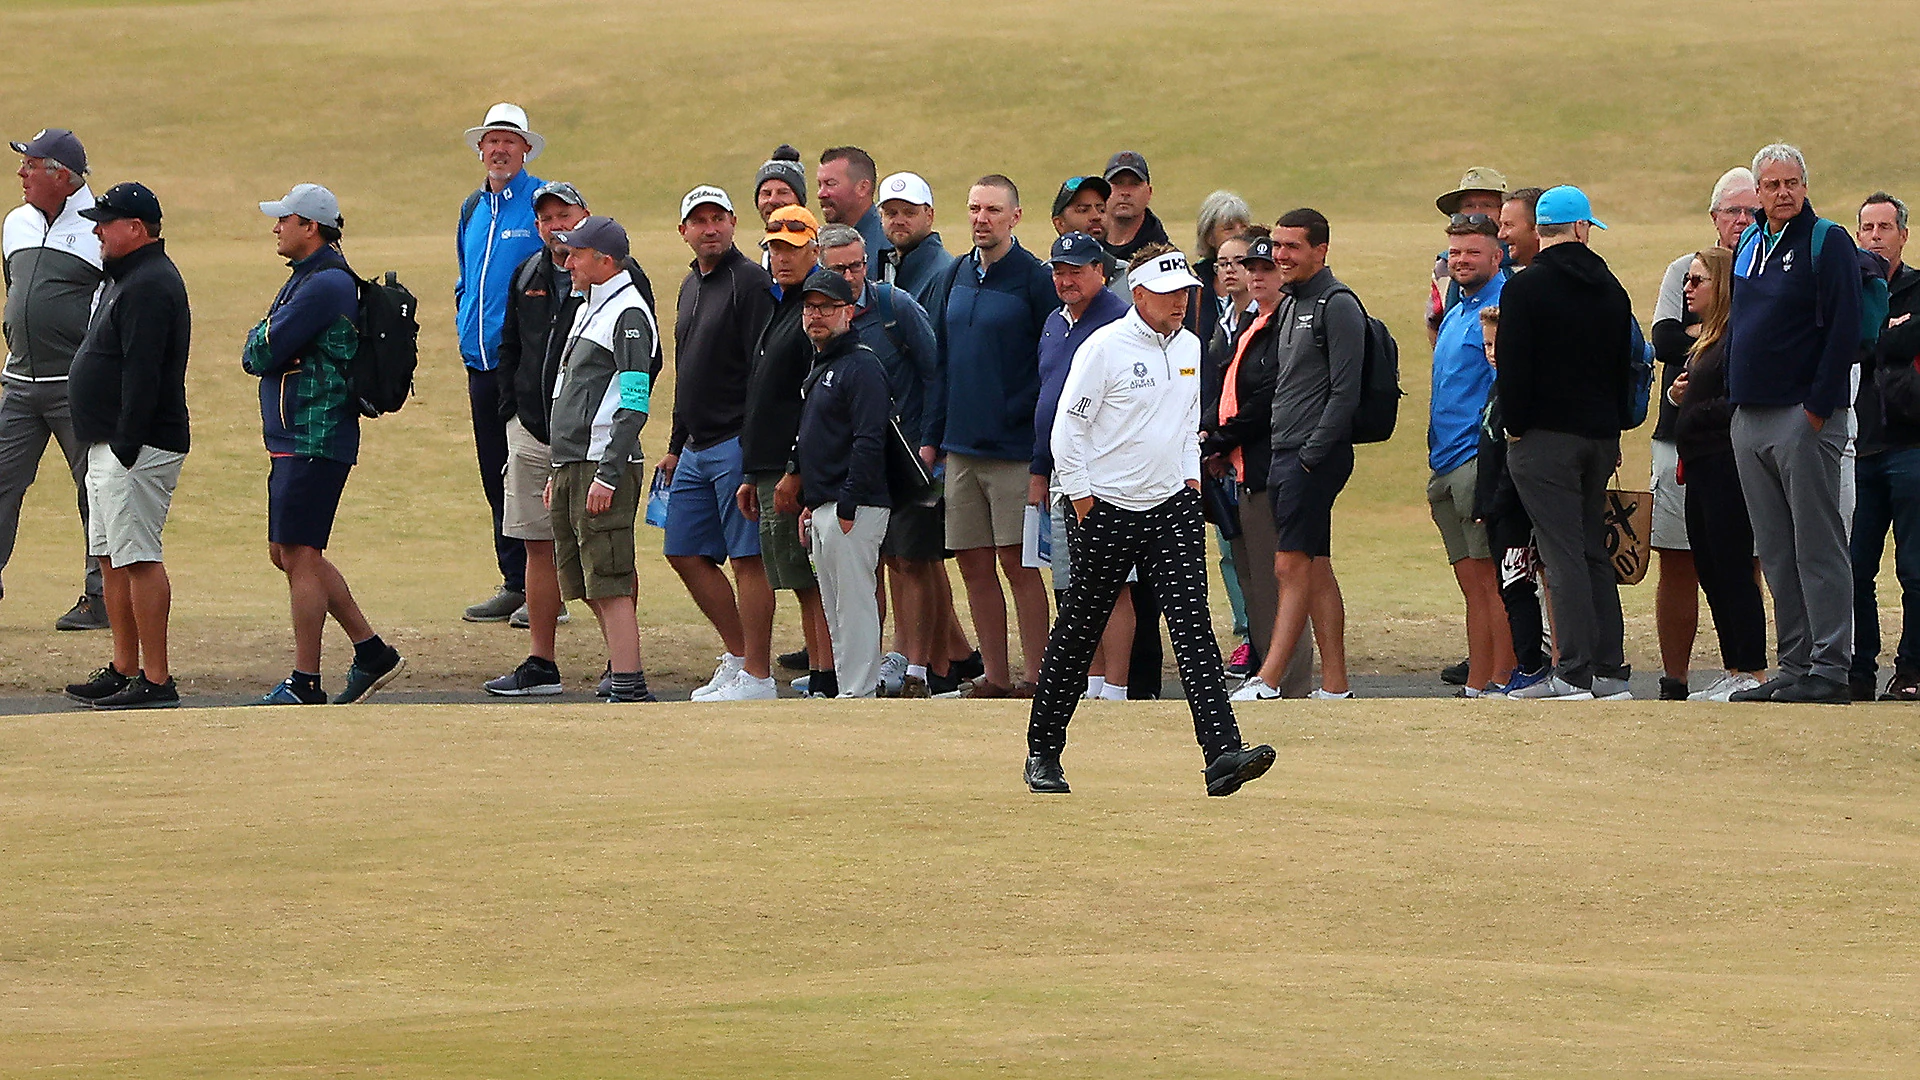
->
xmin=1024 ymin=243 xmax=1276 ymax=798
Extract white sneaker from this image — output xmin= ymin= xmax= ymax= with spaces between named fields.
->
xmin=789 ymin=673 xmax=811 ymax=694
xmin=704 ymin=672 xmax=779 ymax=702
xmin=1308 ymin=688 xmax=1354 ymax=700
xmin=878 ymin=652 xmax=907 ymax=696
xmin=1592 ymin=676 xmax=1632 ymax=701
xmin=1230 ymin=677 xmax=1279 ymax=702
xmin=1690 ymin=672 xmax=1761 ymax=702
xmin=1506 ymin=674 xmax=1593 ymax=700
xmin=691 ymin=654 xmax=746 ymax=700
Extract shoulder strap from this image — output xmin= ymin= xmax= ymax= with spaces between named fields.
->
xmin=870 ymin=281 xmax=906 ymax=356
xmin=456 ymin=190 xmax=483 ymax=261
xmin=1310 ymin=285 xmax=1365 ymax=352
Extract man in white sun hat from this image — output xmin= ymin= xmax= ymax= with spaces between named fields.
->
xmin=1023 ymin=241 xmax=1275 ymax=799
xmin=455 ymin=102 xmax=547 ymax=624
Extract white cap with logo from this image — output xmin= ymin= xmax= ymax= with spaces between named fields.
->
xmin=679 ymin=184 xmax=735 ymax=223
xmin=877 ymin=172 xmax=933 ymax=208
xmin=1128 ymin=250 xmax=1203 ymax=294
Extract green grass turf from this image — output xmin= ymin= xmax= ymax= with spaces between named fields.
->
xmin=3 ymin=697 xmax=1918 ymax=1077
xmin=3 ymin=4 xmax=1919 ymax=1070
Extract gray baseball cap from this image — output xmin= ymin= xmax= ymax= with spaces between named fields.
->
xmin=554 ymin=215 xmax=629 ymax=261
xmin=10 ymin=128 xmax=86 ymax=175
xmin=533 ymin=180 xmax=586 ymax=209
xmin=259 ymin=183 xmax=342 ymax=229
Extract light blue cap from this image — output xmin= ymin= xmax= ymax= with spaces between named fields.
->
xmin=1534 ymin=185 xmax=1607 ymax=230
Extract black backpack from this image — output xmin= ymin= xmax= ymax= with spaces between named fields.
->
xmin=1311 ymin=285 xmax=1402 ymax=444
xmin=351 ymin=271 xmax=420 ymax=417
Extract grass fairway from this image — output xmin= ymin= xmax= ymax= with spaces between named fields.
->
xmin=4 ymin=698 xmax=1918 ymax=1077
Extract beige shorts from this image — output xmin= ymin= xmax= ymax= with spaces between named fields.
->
xmin=86 ymin=443 xmax=183 ymax=566
xmin=503 ymin=416 xmax=554 ymax=542
xmin=1427 ymin=459 xmax=1490 ymax=564
xmin=944 ymin=453 xmax=1029 ymax=551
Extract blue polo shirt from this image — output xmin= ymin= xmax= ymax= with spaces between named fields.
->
xmin=1429 ymin=269 xmax=1505 ymax=474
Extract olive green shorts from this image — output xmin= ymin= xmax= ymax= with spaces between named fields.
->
xmin=550 ymin=461 xmax=640 ymax=601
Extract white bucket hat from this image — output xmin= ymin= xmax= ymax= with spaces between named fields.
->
xmin=465 ymin=102 xmax=544 ymax=162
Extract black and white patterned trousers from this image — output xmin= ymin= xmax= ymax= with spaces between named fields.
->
xmin=1027 ymin=487 xmax=1241 ymax=761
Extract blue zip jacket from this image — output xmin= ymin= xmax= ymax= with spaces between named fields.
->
xmin=925 ymin=239 xmax=1055 ymax=460
xmin=241 ymin=245 xmax=360 ymax=464
xmin=1032 ymin=287 xmax=1128 ymax=477
xmin=1429 ymin=270 xmax=1504 ymax=473
xmin=454 ymin=169 xmax=544 ymax=371
xmin=887 ymin=231 xmax=956 ymax=317
xmin=1728 ymin=199 xmax=1862 ymax=419
xmin=851 ymin=281 xmax=939 ymax=448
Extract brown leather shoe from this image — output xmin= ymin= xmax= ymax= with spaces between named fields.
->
xmin=898 ymin=674 xmax=930 ymax=699
xmin=963 ymin=679 xmax=1013 ymax=699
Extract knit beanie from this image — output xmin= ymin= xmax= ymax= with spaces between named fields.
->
xmin=754 ymin=144 xmax=808 ymax=206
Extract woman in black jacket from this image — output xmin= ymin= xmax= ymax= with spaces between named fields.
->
xmin=1671 ymin=246 xmax=1768 ymax=700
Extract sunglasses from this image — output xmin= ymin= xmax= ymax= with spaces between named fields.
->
xmin=1449 ymin=212 xmax=1497 ymax=229
xmin=766 ymin=220 xmax=812 ymax=235
xmin=1683 ymin=274 xmax=1710 ymax=287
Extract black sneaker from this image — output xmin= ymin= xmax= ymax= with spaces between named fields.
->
xmin=55 ymin=593 xmax=110 ymax=631
xmin=1205 ymin=744 xmax=1277 ymax=797
xmin=93 ymin=673 xmax=180 ymax=711
xmin=1730 ymin=675 xmax=1797 ymax=702
xmin=927 ymin=668 xmax=963 ymax=695
xmin=1658 ymin=676 xmax=1689 ymax=701
xmin=953 ymin=650 xmax=986 ymax=683
xmin=1774 ymin=674 xmax=1851 ymax=704
xmin=333 ymin=648 xmax=405 ymax=704
xmin=1848 ymin=673 xmax=1878 ymax=702
xmin=1441 ymin=658 xmax=1470 ymax=685
xmin=485 ymin=656 xmax=562 ymax=697
xmin=65 ymin=663 xmax=131 ymax=704
xmin=777 ymin=646 xmax=810 ymax=672
xmin=1024 ymin=752 xmax=1069 ymax=793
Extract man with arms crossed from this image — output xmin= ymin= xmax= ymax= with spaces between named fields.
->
xmin=1026 ymin=244 xmax=1275 ymax=797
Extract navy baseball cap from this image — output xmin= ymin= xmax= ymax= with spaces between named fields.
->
xmin=801 ymin=267 xmax=856 ymax=305
xmin=1103 ymin=150 xmax=1150 ymax=184
xmin=1242 ymin=236 xmax=1277 ymax=265
xmin=1045 ymin=231 xmax=1105 ymax=267
xmin=554 ymin=215 xmax=629 ymax=260
xmin=1050 ymin=174 xmax=1111 ymax=218
xmin=79 ymin=181 xmax=161 ymax=224
xmin=10 ymin=128 xmax=86 ymax=175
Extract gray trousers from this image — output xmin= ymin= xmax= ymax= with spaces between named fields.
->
xmin=807 ymin=505 xmax=891 ymax=697
xmin=1231 ymin=487 xmax=1315 ymax=696
xmin=0 ymin=379 xmax=101 ymax=596
xmin=1507 ymin=429 xmax=1626 ymax=689
xmin=1732 ymin=404 xmax=1853 ymax=683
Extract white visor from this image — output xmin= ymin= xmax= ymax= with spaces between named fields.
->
xmin=1128 ymin=250 xmax=1203 ymax=294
